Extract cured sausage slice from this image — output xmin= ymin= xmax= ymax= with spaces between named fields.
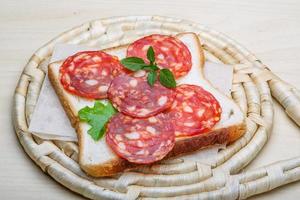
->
xmin=166 ymin=84 xmax=222 ymax=137
xmin=106 ymin=113 xmax=175 ymax=164
xmin=127 ymin=34 xmax=192 ymax=78
xmin=108 ymin=74 xmax=175 ymax=118
xmin=60 ymin=51 xmax=125 ymax=99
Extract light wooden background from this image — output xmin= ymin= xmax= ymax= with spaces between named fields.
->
xmin=1 ymin=0 xmax=300 ymax=199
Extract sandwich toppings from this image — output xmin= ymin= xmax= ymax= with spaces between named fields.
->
xmin=121 ymin=46 xmax=177 ymax=88
xmin=108 ymin=74 xmax=175 ymax=118
xmin=61 ymin=34 xmax=223 ymax=164
xmin=60 ymin=51 xmax=126 ymax=99
xmin=127 ymin=34 xmax=192 ymax=78
xmin=106 ymin=113 xmax=175 ymax=164
xmin=166 ymin=84 xmax=222 ymax=137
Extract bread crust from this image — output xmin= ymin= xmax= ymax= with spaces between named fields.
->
xmin=76 ymin=124 xmax=246 ymax=177
xmin=48 ymin=33 xmax=247 ymax=177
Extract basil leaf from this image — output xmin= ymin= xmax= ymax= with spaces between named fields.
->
xmin=121 ymin=57 xmax=146 ymax=71
xmin=159 ymin=68 xmax=176 ymax=88
xmin=142 ymin=64 xmax=159 ymax=71
xmin=147 ymin=70 xmax=157 ymax=86
xmin=147 ymin=46 xmax=155 ymax=63
xmin=121 ymin=47 xmax=176 ymax=89
xmin=78 ymin=101 xmax=117 ymax=141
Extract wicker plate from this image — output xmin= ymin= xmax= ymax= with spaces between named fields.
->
xmin=12 ymin=16 xmax=300 ymax=200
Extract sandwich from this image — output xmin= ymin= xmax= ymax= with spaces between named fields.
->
xmin=48 ymin=32 xmax=246 ymax=177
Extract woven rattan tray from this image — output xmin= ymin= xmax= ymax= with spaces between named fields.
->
xmin=13 ymin=16 xmax=300 ymax=200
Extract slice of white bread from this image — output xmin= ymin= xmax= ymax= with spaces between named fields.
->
xmin=48 ymin=33 xmax=246 ymax=177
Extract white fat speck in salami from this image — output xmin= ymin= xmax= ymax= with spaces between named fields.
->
xmin=101 ymin=70 xmax=108 ymax=76
xmin=148 ymin=117 xmax=158 ymax=123
xmin=136 ymin=150 xmax=145 ymax=155
xmin=133 ymin=70 xmax=146 ymax=77
xmin=146 ymin=126 xmax=156 ymax=135
xmin=158 ymin=96 xmax=168 ymax=106
xmin=92 ymin=55 xmax=102 ymax=62
xmin=129 ymin=79 xmax=138 ymax=87
xmin=106 ymin=113 xmax=175 ymax=164
xmin=136 ymin=140 xmax=144 ymax=147
xmin=127 ymin=34 xmax=192 ymax=78
xmin=166 ymin=84 xmax=222 ymax=137
xmin=125 ymin=132 xmax=140 ymax=140
xmin=127 ymin=105 xmax=136 ymax=112
xmin=59 ymin=51 xmax=127 ymax=99
xmin=108 ymin=74 xmax=175 ymax=118
xmin=98 ymin=85 xmax=109 ymax=93
xmin=118 ymin=142 xmax=126 ymax=150
xmin=183 ymin=105 xmax=193 ymax=113
xmin=85 ymin=79 xmax=98 ymax=86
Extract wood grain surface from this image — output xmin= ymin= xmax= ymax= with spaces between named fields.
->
xmin=0 ymin=0 xmax=299 ymax=199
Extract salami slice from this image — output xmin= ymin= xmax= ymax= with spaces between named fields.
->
xmin=106 ymin=113 xmax=175 ymax=164
xmin=127 ymin=34 xmax=192 ymax=78
xmin=166 ymin=84 xmax=222 ymax=137
xmin=60 ymin=51 xmax=125 ymax=99
xmin=108 ymin=74 xmax=175 ymax=118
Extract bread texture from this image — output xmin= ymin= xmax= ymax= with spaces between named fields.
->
xmin=48 ymin=33 xmax=246 ymax=177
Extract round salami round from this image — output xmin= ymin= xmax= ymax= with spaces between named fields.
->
xmin=108 ymin=74 xmax=175 ymax=118
xmin=106 ymin=113 xmax=175 ymax=164
xmin=166 ymin=84 xmax=222 ymax=137
xmin=127 ymin=34 xmax=192 ymax=78
xmin=60 ymin=51 xmax=125 ymax=99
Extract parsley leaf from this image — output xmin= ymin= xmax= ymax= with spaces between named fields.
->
xmin=147 ymin=70 xmax=157 ymax=86
xmin=121 ymin=57 xmax=146 ymax=71
xmin=78 ymin=101 xmax=116 ymax=141
xmin=159 ymin=68 xmax=176 ymax=88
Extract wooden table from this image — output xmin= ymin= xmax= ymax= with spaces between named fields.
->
xmin=1 ymin=0 xmax=299 ymax=199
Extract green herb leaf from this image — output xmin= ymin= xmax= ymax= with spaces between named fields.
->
xmin=121 ymin=46 xmax=177 ymax=89
xmin=78 ymin=101 xmax=117 ymax=141
xmin=142 ymin=64 xmax=159 ymax=71
xmin=159 ymin=68 xmax=176 ymax=88
xmin=121 ymin=57 xmax=146 ymax=71
xmin=147 ymin=70 xmax=157 ymax=86
xmin=147 ymin=46 xmax=155 ymax=63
